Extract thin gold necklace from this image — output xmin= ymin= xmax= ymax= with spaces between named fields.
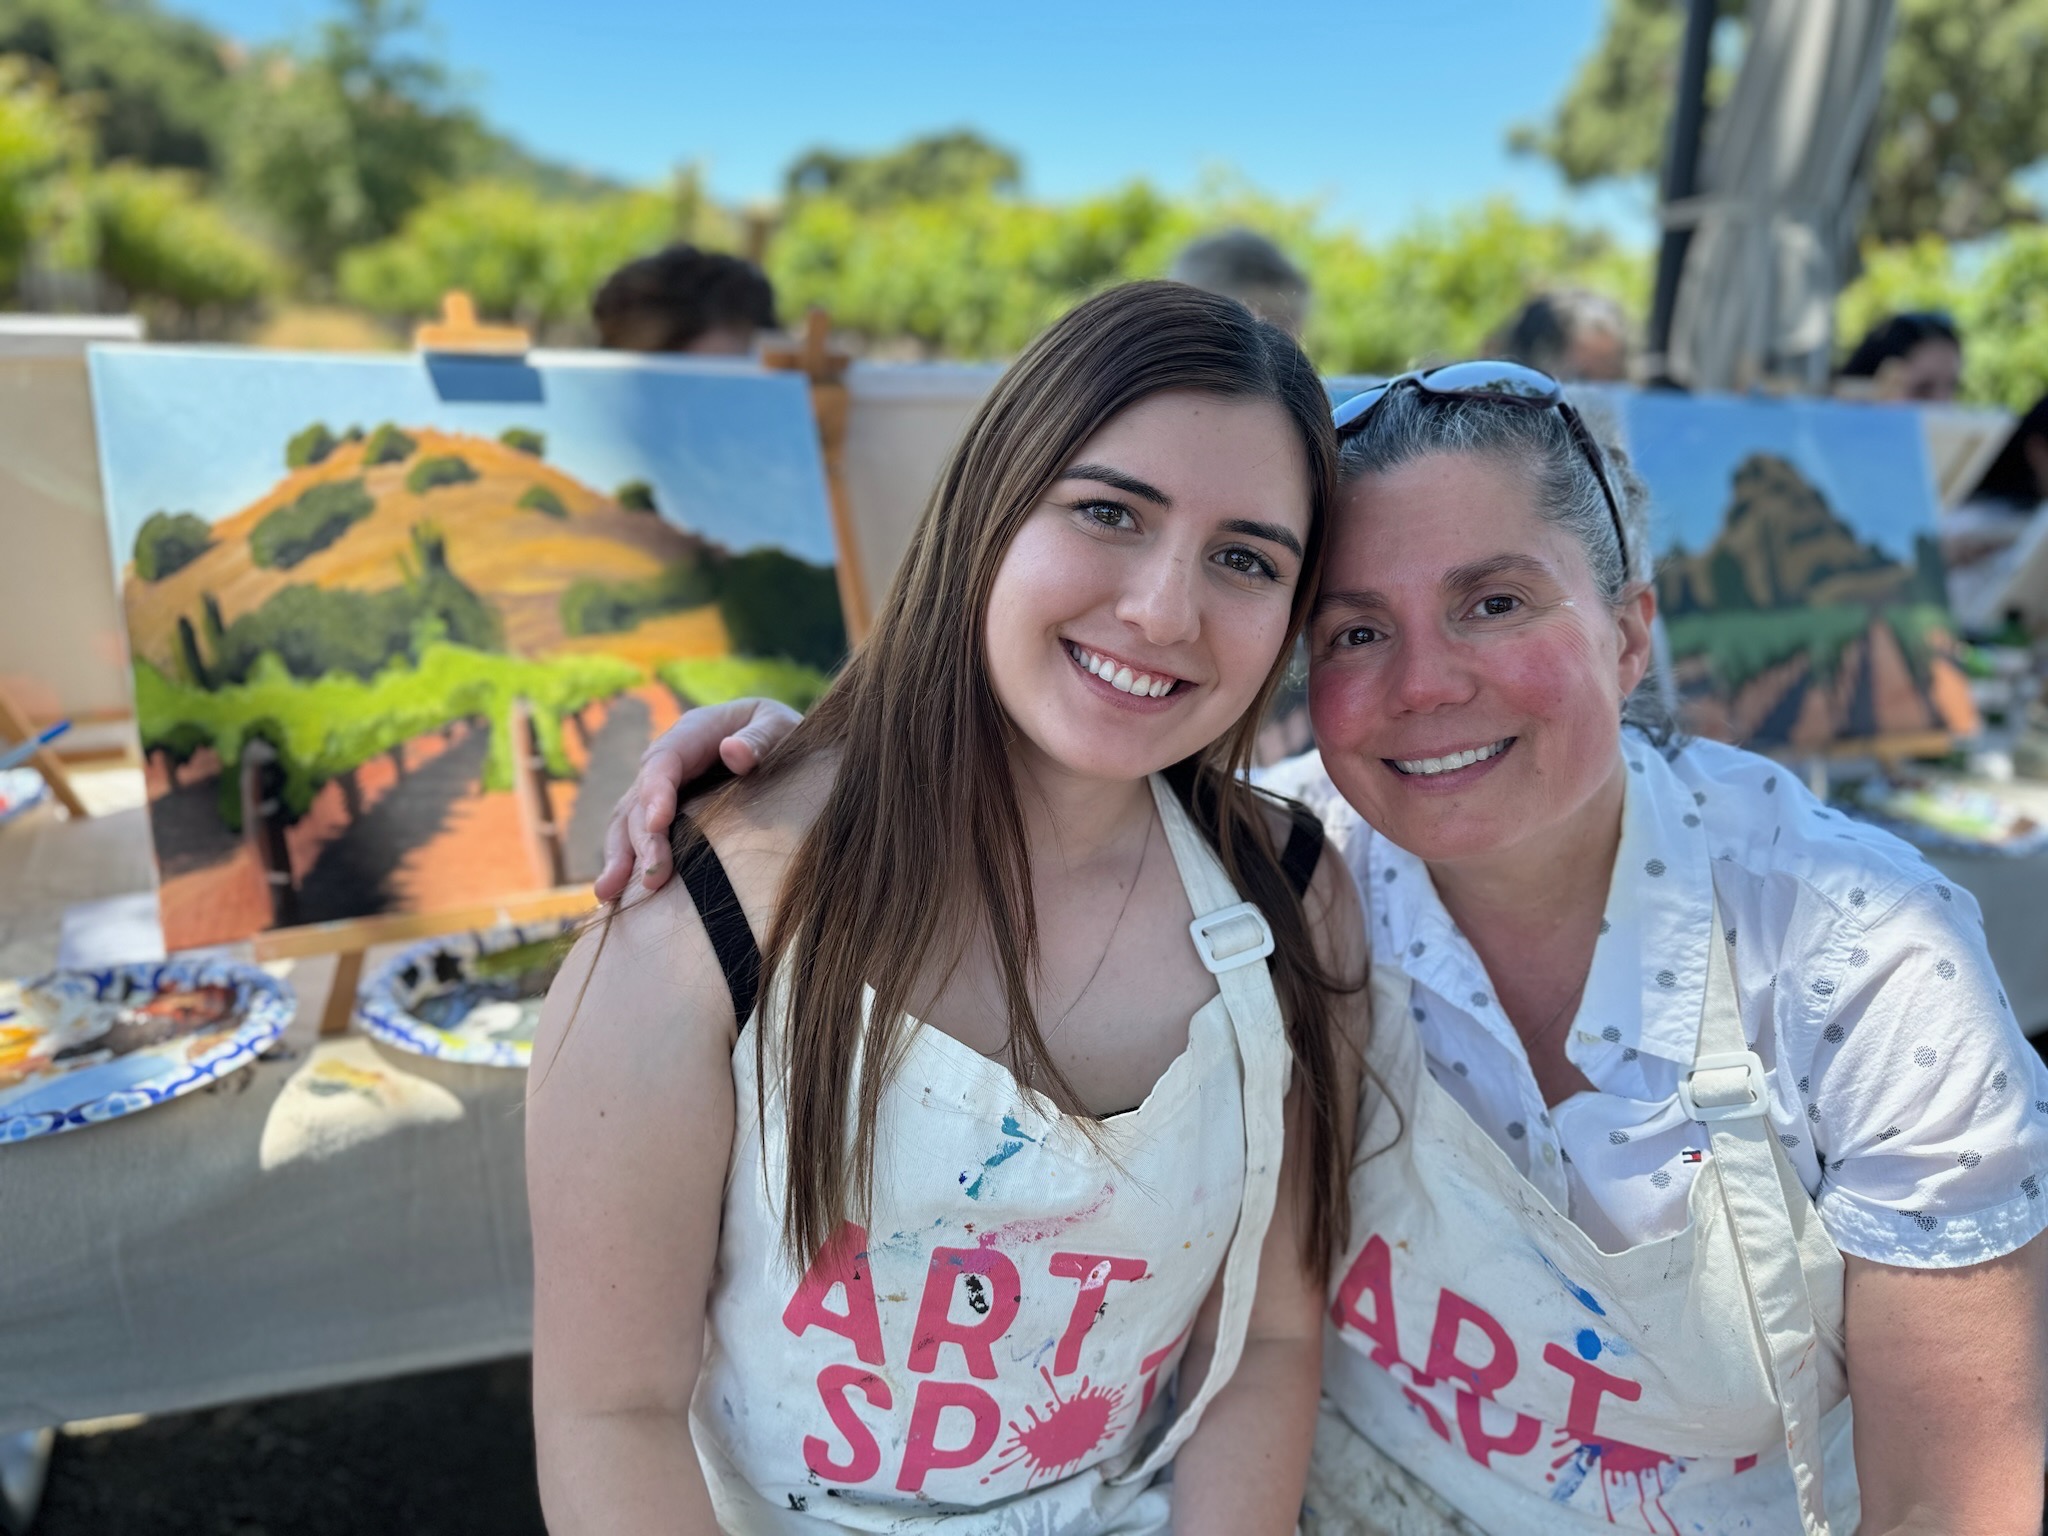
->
xmin=1041 ymin=809 xmax=1155 ymax=1044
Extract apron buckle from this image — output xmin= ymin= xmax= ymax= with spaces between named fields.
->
xmin=1678 ymin=1049 xmax=1770 ymax=1122
xmin=1188 ymin=902 xmax=1275 ymax=973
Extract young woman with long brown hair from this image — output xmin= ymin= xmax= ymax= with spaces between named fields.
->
xmin=527 ymin=281 xmax=1368 ymax=1535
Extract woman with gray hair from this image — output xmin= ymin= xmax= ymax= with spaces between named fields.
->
xmin=596 ymin=359 xmax=2048 ymax=1535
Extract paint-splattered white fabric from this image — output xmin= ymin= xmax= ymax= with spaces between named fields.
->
xmin=689 ymin=774 xmax=1293 ymax=1534
xmin=1260 ymin=734 xmax=2048 ymax=1267
xmin=1305 ymin=945 xmax=1856 ymax=1534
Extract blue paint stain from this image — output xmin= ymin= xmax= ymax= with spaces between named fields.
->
xmin=1000 ymin=1114 xmax=1038 ymax=1142
xmin=962 ymin=1137 xmax=1028 ymax=1200
xmin=1538 ymin=1252 xmax=1608 ymax=1316
xmin=1576 ymin=1328 xmax=1602 ymax=1360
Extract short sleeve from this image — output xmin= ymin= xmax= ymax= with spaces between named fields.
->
xmin=1803 ymin=878 xmax=2048 ymax=1268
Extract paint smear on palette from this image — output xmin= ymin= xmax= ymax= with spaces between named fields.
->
xmin=1546 ymin=1427 xmax=1684 ymax=1535
xmin=983 ymin=1367 xmax=1125 ymax=1487
xmin=976 ymin=1183 xmax=1115 ymax=1250
xmin=1537 ymin=1251 xmax=1608 ymax=1316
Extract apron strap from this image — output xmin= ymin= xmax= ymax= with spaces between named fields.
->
xmin=1111 ymin=774 xmax=1293 ymax=1484
xmin=1685 ymin=897 xmax=1833 ymax=1536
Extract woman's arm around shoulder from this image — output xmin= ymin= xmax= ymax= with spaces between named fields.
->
xmin=1171 ymin=840 xmax=1368 ymax=1536
xmin=527 ymin=787 xmax=804 ymax=1536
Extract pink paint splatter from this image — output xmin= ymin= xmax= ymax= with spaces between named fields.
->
xmin=1546 ymin=1427 xmax=1683 ymax=1534
xmin=974 ymin=1183 xmax=1115 ymax=1250
xmin=982 ymin=1367 xmax=1126 ymax=1486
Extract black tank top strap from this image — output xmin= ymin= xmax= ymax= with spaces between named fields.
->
xmin=674 ymin=819 xmax=763 ymax=1026
xmin=1277 ymin=803 xmax=1325 ymax=900
xmin=1162 ymin=760 xmax=1324 ymax=901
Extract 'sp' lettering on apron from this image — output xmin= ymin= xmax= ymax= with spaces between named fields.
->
xmin=691 ymin=776 xmax=1294 ymax=1533
xmin=1308 ymin=905 xmax=1857 ymax=1536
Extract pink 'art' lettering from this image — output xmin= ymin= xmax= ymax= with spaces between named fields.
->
xmin=1330 ymin=1234 xmax=1405 ymax=1371
xmin=908 ymin=1247 xmax=1023 ymax=1379
xmin=783 ymin=1222 xmax=885 ymax=1366
xmin=1048 ymin=1252 xmax=1149 ymax=1375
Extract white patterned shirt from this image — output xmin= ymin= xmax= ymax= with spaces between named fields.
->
xmin=1262 ymin=735 xmax=2048 ymax=1267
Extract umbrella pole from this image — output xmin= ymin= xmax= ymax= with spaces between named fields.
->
xmin=1646 ymin=0 xmax=1721 ymax=380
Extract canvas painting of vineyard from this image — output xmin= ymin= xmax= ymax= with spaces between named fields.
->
xmin=1623 ymin=391 xmax=1979 ymax=754
xmin=90 ymin=348 xmax=841 ymax=950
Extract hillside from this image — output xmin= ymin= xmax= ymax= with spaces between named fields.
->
xmin=1657 ymin=452 xmax=1936 ymax=616
xmin=123 ymin=428 xmax=715 ymax=672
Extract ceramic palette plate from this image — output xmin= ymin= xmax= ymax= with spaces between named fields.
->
xmin=0 ymin=958 xmax=295 ymax=1143
xmin=356 ymin=919 xmax=578 ymax=1069
xmin=0 ymin=767 xmax=48 ymax=826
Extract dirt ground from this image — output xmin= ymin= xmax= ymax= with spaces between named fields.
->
xmin=34 ymin=1360 xmax=545 ymax=1536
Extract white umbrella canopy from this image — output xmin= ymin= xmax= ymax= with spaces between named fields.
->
xmin=1664 ymin=0 xmax=1897 ymax=392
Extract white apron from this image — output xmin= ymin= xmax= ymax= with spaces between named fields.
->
xmin=1308 ymin=907 xmax=1858 ymax=1536
xmin=691 ymin=776 xmax=1294 ymax=1533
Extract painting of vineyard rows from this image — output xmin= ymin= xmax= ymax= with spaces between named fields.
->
xmin=1621 ymin=390 xmax=1979 ymax=755
xmin=90 ymin=349 xmax=841 ymax=949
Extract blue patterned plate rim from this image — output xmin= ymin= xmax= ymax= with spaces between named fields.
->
xmin=356 ymin=917 xmax=579 ymax=1070
xmin=0 ymin=957 xmax=295 ymax=1144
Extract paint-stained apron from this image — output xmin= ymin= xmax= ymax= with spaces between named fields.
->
xmin=691 ymin=775 xmax=1294 ymax=1533
xmin=1308 ymin=906 xmax=1856 ymax=1536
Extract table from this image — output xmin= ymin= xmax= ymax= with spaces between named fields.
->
xmin=0 ymin=774 xmax=536 ymax=1438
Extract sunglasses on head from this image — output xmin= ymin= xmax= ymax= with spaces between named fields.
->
xmin=1332 ymin=360 xmax=1630 ymax=575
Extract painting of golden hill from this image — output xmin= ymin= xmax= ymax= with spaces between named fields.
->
xmin=91 ymin=349 xmax=841 ymax=948
xmin=1624 ymin=391 xmax=1979 ymax=755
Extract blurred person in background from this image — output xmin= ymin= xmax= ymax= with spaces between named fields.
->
xmin=592 ymin=244 xmax=777 ymax=355
xmin=1836 ymin=311 xmax=1962 ymax=403
xmin=1486 ymin=289 xmax=1632 ymax=382
xmin=1170 ymin=229 xmax=1311 ymax=339
xmin=1946 ymin=391 xmax=2048 ymax=635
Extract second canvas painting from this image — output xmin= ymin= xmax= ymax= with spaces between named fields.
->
xmin=92 ymin=348 xmax=842 ymax=950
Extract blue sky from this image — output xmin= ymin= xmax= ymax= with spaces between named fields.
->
xmin=89 ymin=349 xmax=836 ymax=565
xmin=1623 ymin=393 xmax=1939 ymax=564
xmin=176 ymin=0 xmax=1651 ymax=243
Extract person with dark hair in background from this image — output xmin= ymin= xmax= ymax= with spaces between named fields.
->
xmin=1486 ymin=289 xmax=1632 ymax=382
xmin=1169 ymin=229 xmax=1311 ymax=340
xmin=591 ymin=244 xmax=777 ymax=355
xmin=1837 ymin=311 xmax=1963 ymax=403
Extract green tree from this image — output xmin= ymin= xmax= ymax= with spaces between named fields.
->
xmin=249 ymin=477 xmax=374 ymax=568
xmin=615 ymin=479 xmax=656 ymax=512
xmin=517 ymin=482 xmax=566 ymax=518
xmin=0 ymin=58 xmax=75 ymax=292
xmin=500 ymin=426 xmax=543 ymax=456
xmin=287 ymin=422 xmax=338 ymax=468
xmin=784 ymin=129 xmax=1021 ymax=208
xmin=362 ymin=421 xmax=415 ymax=463
xmin=132 ymin=509 xmax=212 ymax=580
xmin=83 ymin=162 xmax=277 ymax=319
xmin=1516 ymin=0 xmax=2048 ymax=242
xmin=0 ymin=0 xmax=236 ymax=172
xmin=337 ymin=179 xmax=678 ymax=328
xmin=404 ymin=452 xmax=476 ymax=493
xmin=229 ymin=0 xmax=469 ymax=275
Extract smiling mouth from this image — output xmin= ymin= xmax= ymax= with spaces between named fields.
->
xmin=1065 ymin=641 xmax=1186 ymax=699
xmin=1389 ymin=738 xmax=1515 ymax=776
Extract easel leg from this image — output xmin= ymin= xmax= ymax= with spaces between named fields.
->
xmin=321 ymin=950 xmax=365 ymax=1038
xmin=0 ymin=684 xmax=88 ymax=819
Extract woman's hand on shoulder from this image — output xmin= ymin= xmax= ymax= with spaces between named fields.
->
xmin=592 ymin=697 xmax=802 ymax=901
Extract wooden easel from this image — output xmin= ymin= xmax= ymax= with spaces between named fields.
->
xmin=0 ymin=679 xmax=88 ymax=818
xmin=764 ymin=309 xmax=873 ymax=644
